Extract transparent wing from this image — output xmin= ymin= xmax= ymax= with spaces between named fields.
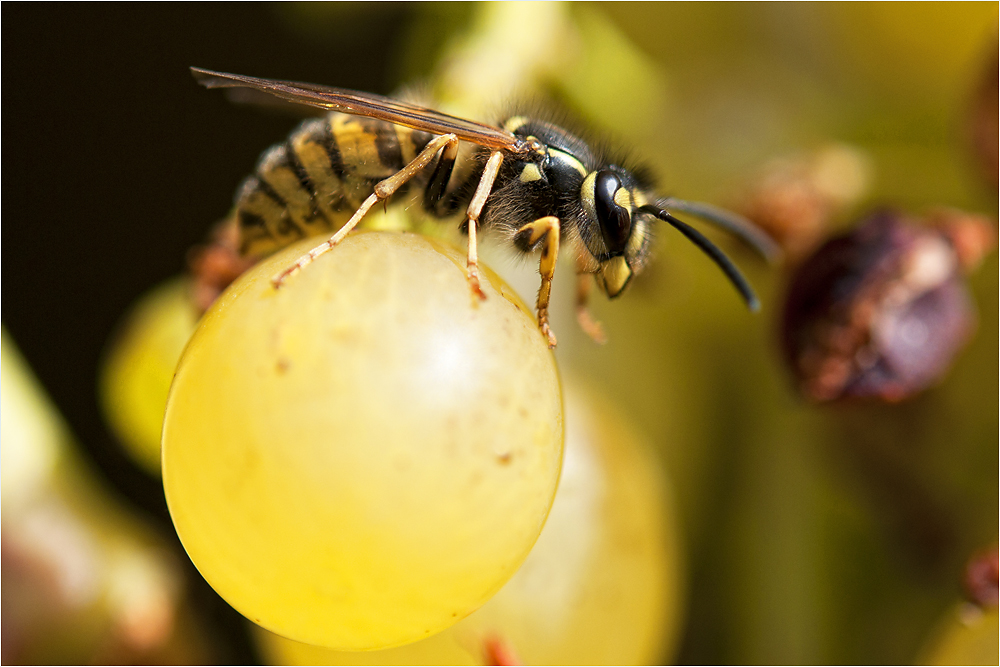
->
xmin=191 ymin=68 xmax=524 ymax=152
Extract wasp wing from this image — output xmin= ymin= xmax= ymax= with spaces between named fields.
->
xmin=191 ymin=68 xmax=523 ymax=152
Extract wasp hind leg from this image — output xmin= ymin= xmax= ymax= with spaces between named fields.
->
xmin=271 ymin=133 xmax=460 ymax=288
xmin=515 ymin=216 xmax=561 ymax=349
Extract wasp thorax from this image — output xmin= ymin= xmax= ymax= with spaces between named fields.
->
xmin=594 ymin=170 xmax=632 ymax=255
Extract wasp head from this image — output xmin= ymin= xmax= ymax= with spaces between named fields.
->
xmin=578 ymin=167 xmax=656 ymax=297
xmin=501 ymin=115 xmax=763 ymax=309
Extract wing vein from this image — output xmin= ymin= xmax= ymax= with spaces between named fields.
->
xmin=191 ymin=68 xmax=525 ymax=152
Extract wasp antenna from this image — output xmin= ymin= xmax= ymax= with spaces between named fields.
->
xmin=659 ymin=198 xmax=782 ymax=264
xmin=639 ymin=206 xmax=761 ymax=312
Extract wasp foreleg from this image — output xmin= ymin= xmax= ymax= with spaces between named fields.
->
xmin=515 ymin=216 xmax=561 ymax=349
xmin=271 ymin=132 xmax=460 ymax=288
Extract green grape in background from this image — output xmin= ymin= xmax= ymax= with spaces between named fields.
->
xmin=161 ymin=230 xmax=564 ymax=651
xmin=99 ymin=278 xmax=198 ymax=475
xmin=1 ymin=329 xmax=208 ymax=664
xmin=255 ymin=379 xmax=681 ymax=665
xmin=920 ymin=606 xmax=998 ymax=665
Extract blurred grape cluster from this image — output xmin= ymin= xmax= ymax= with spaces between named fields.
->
xmin=3 ymin=3 xmax=997 ymax=665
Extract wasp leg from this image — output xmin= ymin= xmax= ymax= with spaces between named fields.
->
xmin=423 ymin=138 xmax=460 ymax=216
xmin=515 ymin=216 xmax=561 ymax=349
xmin=574 ymin=268 xmax=607 ymax=344
xmin=271 ymin=133 xmax=460 ymax=288
xmin=463 ymin=150 xmax=504 ymax=301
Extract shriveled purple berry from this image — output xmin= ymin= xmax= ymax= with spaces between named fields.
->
xmin=781 ymin=210 xmax=985 ymax=402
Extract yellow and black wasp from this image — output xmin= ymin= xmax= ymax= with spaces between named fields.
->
xmin=192 ymin=68 xmax=777 ymax=347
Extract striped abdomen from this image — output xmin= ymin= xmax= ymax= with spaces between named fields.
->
xmin=234 ymin=113 xmax=437 ymax=257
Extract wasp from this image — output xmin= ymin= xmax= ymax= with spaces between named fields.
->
xmin=192 ymin=68 xmax=777 ymax=347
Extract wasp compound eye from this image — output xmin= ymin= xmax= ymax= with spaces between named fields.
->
xmin=594 ymin=170 xmax=631 ymax=255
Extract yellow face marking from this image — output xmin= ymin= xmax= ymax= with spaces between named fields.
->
xmin=580 ymin=171 xmax=598 ymax=224
xmin=625 ymin=191 xmax=653 ymax=261
xmin=519 ymin=163 xmax=543 ymax=183
xmin=627 ymin=218 xmax=648 ymax=258
xmin=613 ymin=186 xmax=632 ymax=211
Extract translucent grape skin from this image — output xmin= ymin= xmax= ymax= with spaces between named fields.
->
xmin=161 ymin=230 xmax=564 ymax=651
xmin=99 ymin=278 xmax=198 ymax=475
xmin=255 ymin=381 xmax=682 ymax=665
